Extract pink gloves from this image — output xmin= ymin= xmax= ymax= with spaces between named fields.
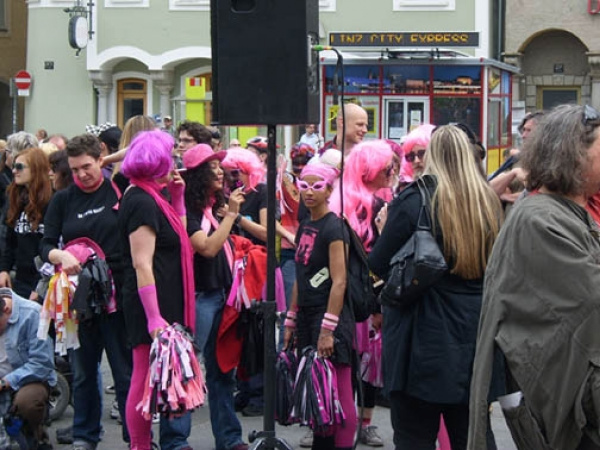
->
xmin=138 ymin=285 xmax=168 ymax=335
xmin=168 ymin=179 xmax=186 ymax=216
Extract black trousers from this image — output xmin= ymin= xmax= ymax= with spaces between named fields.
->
xmin=390 ymin=391 xmax=497 ymax=450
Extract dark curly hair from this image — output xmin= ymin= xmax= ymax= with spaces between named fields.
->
xmin=183 ymin=162 xmax=225 ymax=214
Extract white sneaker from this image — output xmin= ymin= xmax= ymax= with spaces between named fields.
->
xmin=152 ymin=413 xmax=160 ymax=424
xmin=359 ymin=425 xmax=384 ymax=447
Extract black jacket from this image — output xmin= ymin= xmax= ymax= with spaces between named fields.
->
xmin=369 ymin=175 xmax=488 ymax=404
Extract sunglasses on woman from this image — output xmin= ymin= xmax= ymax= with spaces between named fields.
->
xmin=296 ymin=180 xmax=328 ymax=192
xmin=228 ymin=169 xmax=244 ymax=178
xmin=13 ymin=163 xmax=28 ymax=172
xmin=405 ymin=149 xmax=426 ymax=163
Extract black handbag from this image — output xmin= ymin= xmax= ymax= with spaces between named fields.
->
xmin=379 ymin=179 xmax=448 ymax=308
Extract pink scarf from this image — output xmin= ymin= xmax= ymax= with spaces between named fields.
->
xmin=201 ymin=201 xmax=234 ymax=271
xmin=130 ymin=178 xmax=195 ymax=333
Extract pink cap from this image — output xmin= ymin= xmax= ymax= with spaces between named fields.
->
xmin=183 ymin=144 xmax=226 ymax=169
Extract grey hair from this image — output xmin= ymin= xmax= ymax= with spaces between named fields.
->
xmin=6 ymin=131 xmax=39 ymax=156
xmin=522 ymin=104 xmax=600 ymax=196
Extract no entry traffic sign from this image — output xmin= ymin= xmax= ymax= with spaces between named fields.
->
xmin=14 ymin=70 xmax=31 ymax=96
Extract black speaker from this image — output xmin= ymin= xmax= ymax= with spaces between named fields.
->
xmin=211 ymin=0 xmax=320 ymax=126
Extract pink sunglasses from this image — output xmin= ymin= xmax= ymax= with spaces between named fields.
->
xmin=296 ymin=180 xmax=328 ymax=192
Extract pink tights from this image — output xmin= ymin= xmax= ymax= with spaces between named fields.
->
xmin=335 ymin=365 xmax=357 ymax=447
xmin=127 ymin=344 xmax=152 ymax=450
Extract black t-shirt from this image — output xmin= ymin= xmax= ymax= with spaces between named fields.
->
xmin=235 ymin=183 xmax=268 ymax=245
xmin=295 ymin=212 xmax=348 ymax=308
xmin=187 ymin=208 xmax=233 ymax=292
xmin=119 ymin=187 xmax=185 ymax=346
xmin=41 ymin=180 xmax=122 ymax=267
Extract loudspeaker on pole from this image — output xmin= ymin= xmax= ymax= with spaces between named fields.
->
xmin=210 ymin=0 xmax=320 ymax=126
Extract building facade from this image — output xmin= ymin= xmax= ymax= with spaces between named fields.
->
xmin=0 ymin=0 xmax=28 ymax=139
xmin=25 ymin=0 xmax=502 ymax=149
xmin=504 ymin=0 xmax=600 ymax=114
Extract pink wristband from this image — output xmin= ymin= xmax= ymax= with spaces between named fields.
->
xmin=324 ymin=313 xmax=339 ymax=323
xmin=284 ymin=318 xmax=297 ymax=328
xmin=321 ymin=319 xmax=337 ymax=332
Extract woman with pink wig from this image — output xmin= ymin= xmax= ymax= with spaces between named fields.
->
xmin=330 ymin=139 xmax=395 ymax=446
xmin=118 ymin=130 xmax=195 ymax=450
xmin=283 ymin=163 xmax=357 ymax=450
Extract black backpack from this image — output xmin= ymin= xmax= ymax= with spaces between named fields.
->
xmin=342 ymin=218 xmax=379 ymax=322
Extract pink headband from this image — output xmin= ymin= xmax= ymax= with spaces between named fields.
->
xmin=300 ymin=163 xmax=339 ymax=186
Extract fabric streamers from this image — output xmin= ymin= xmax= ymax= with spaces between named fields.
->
xmin=37 ymin=271 xmax=79 ymax=355
xmin=138 ymin=323 xmax=206 ymax=420
xmin=360 ymin=331 xmax=383 ymax=388
xmin=275 ymin=349 xmax=298 ymax=426
xmin=290 ymin=347 xmax=345 ymax=432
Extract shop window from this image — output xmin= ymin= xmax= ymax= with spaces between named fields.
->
xmin=325 ymin=65 xmax=380 ymax=94
xmin=117 ymin=79 xmax=147 ymax=129
xmin=432 ymin=97 xmax=481 ymax=137
xmin=0 ymin=0 xmax=7 ymax=32
xmin=433 ymin=66 xmax=481 ymax=95
xmin=383 ymin=66 xmax=430 ymax=94
xmin=169 ymin=0 xmax=210 ymax=11
xmin=105 ymin=0 xmax=149 ymax=7
xmin=488 ymin=68 xmax=501 ymax=95
xmin=487 ymin=99 xmax=500 ymax=148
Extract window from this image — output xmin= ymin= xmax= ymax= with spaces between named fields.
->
xmin=320 ymin=0 xmax=336 ymax=11
xmin=105 ymin=0 xmax=149 ymax=7
xmin=117 ymin=79 xmax=147 ymax=129
xmin=169 ymin=0 xmax=209 ymax=11
xmin=393 ymin=0 xmax=455 ymax=11
xmin=0 ymin=0 xmax=7 ymax=32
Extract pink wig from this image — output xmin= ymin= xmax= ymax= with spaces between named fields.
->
xmin=222 ymin=148 xmax=267 ymax=191
xmin=300 ymin=163 xmax=339 ymax=186
xmin=122 ymin=130 xmax=174 ymax=180
xmin=402 ymin=123 xmax=435 ymax=155
xmin=330 ymin=140 xmax=394 ymax=250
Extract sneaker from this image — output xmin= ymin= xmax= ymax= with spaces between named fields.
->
xmin=110 ymin=400 xmax=120 ymax=420
xmin=241 ymin=404 xmax=263 ymax=417
xmin=299 ymin=429 xmax=313 ymax=448
xmin=152 ymin=413 xmax=160 ymax=424
xmin=104 ymin=385 xmax=115 ymax=395
xmin=72 ymin=440 xmax=97 ymax=450
xmin=359 ymin=425 xmax=384 ymax=447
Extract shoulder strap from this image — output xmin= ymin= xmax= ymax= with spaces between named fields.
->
xmin=415 ymin=178 xmax=434 ymax=231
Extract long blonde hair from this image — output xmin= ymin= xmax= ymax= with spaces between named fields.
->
xmin=424 ymin=125 xmax=503 ymax=279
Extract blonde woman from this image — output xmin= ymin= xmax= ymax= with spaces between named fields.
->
xmin=369 ymin=125 xmax=503 ymax=449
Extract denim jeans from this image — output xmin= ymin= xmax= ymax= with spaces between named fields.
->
xmin=277 ymin=250 xmax=296 ymax=352
xmin=72 ymin=311 xmax=132 ymax=444
xmin=159 ymin=412 xmax=192 ymax=450
xmin=196 ymin=289 xmax=245 ymax=450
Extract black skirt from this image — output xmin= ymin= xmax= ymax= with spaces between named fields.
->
xmin=296 ymin=302 xmax=354 ymax=366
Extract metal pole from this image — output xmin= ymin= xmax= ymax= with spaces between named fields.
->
xmin=10 ymin=79 xmax=17 ymax=134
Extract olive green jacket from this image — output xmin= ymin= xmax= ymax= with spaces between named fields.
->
xmin=468 ymin=194 xmax=600 ymax=450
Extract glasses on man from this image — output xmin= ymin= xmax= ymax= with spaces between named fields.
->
xmin=405 ymin=149 xmax=426 ymax=163
xmin=13 ymin=163 xmax=28 ymax=172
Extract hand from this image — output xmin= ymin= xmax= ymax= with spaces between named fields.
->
xmin=217 ymin=205 xmax=229 ymax=218
xmin=511 ymin=167 xmax=527 ymax=183
xmin=283 ymin=327 xmax=294 ymax=350
xmin=168 ymin=171 xmax=186 ymax=216
xmin=228 ymin=188 xmax=245 ymax=215
xmin=371 ymin=313 xmax=382 ymax=331
xmin=317 ymin=330 xmax=334 ymax=358
xmin=60 ymin=251 xmax=82 ymax=275
xmin=284 ymin=231 xmax=296 ymax=247
xmin=29 ymin=291 xmax=39 ymax=302
xmin=148 ymin=318 xmax=169 ymax=340
xmin=375 ymin=203 xmax=388 ymax=234
xmin=0 ymin=272 xmax=11 ymax=288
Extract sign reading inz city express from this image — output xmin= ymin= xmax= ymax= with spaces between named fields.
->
xmin=329 ymin=32 xmax=479 ymax=48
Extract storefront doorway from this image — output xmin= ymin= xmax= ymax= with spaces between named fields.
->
xmin=383 ymin=97 xmax=429 ymax=140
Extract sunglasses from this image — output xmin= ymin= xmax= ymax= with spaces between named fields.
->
xmin=297 ymin=180 xmax=328 ymax=192
xmin=13 ymin=162 xmax=28 ymax=172
xmin=405 ymin=149 xmax=426 ymax=163
xmin=228 ymin=169 xmax=244 ymax=178
xmin=583 ymin=105 xmax=600 ymax=125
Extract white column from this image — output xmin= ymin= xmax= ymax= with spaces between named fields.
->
xmin=88 ymin=70 xmax=114 ymax=124
xmin=587 ymin=53 xmax=600 ymax=109
xmin=150 ymin=70 xmax=174 ymax=119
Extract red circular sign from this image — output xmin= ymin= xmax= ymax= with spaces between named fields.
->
xmin=14 ymin=70 xmax=31 ymax=90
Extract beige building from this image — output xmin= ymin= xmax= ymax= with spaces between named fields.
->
xmin=504 ymin=0 xmax=600 ymax=116
xmin=0 ymin=0 xmax=28 ymax=138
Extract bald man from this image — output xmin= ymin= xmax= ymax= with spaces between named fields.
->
xmin=321 ymin=103 xmax=368 ymax=156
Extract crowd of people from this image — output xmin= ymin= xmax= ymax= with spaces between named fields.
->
xmin=0 ymin=101 xmax=599 ymax=450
